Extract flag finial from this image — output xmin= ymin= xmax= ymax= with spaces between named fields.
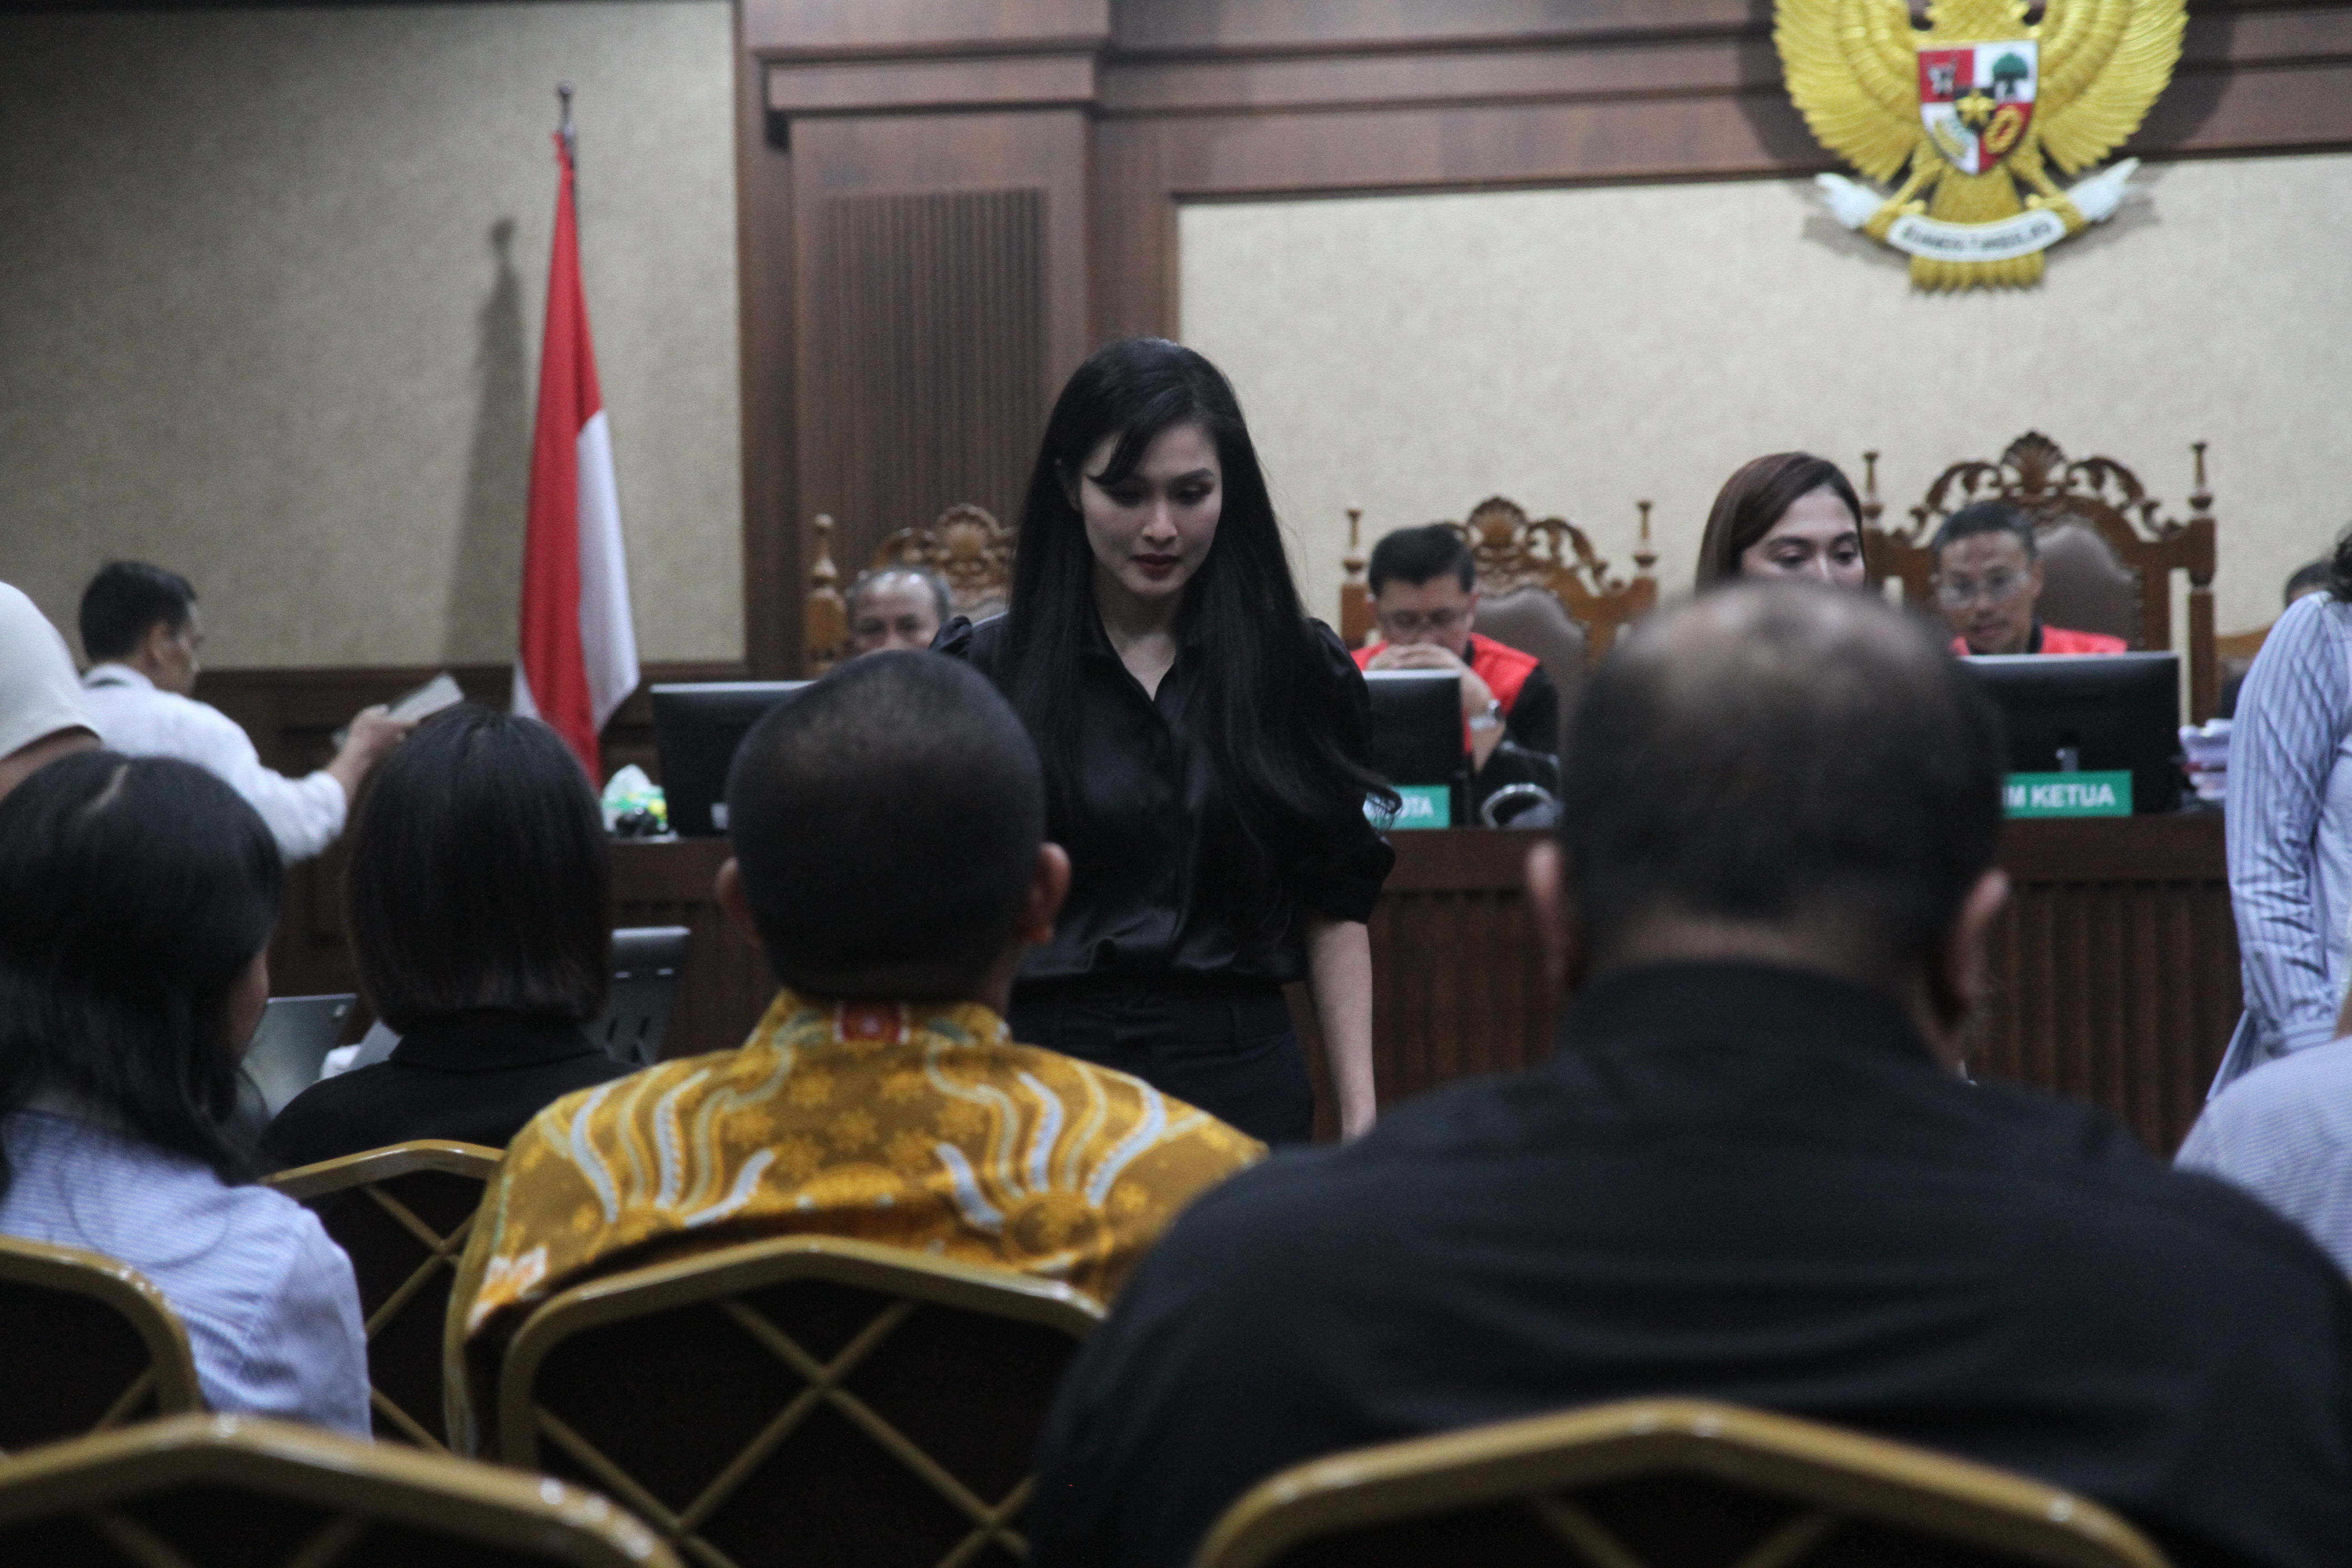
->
xmin=557 ymin=82 xmax=577 ymax=168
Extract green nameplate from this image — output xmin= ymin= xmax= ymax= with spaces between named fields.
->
xmin=1367 ymin=785 xmax=1453 ymax=830
xmin=2004 ymin=771 xmax=2133 ymax=818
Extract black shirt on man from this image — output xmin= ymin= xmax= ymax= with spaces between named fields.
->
xmin=1028 ymin=963 xmax=2352 ymax=1568
xmin=262 ymin=1009 xmax=633 ymax=1170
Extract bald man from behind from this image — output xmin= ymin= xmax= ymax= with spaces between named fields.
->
xmin=1029 ymin=583 xmax=2352 ymax=1568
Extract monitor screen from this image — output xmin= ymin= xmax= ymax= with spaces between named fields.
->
xmin=651 ymin=681 xmax=811 ymax=837
xmin=1365 ymin=670 xmax=1466 ymax=793
xmin=1962 ymin=652 xmax=2180 ymax=814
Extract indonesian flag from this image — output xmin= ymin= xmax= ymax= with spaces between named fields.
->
xmin=514 ymin=131 xmax=638 ymax=777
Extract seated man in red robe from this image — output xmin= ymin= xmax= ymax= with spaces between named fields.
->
xmin=1934 ymin=501 xmax=2127 ymax=657
xmin=1353 ymin=526 xmax=1559 ymax=799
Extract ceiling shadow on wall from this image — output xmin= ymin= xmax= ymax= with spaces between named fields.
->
xmin=445 ymin=216 xmax=527 ymax=664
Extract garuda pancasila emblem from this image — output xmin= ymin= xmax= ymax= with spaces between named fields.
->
xmin=1776 ymin=0 xmax=2185 ymax=290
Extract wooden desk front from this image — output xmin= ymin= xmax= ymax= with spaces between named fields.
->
xmin=615 ymin=815 xmax=2234 ymax=1155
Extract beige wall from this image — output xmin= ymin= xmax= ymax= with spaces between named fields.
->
xmin=0 ymin=2 xmax=741 ymax=669
xmin=1180 ymin=153 xmax=2352 ymax=640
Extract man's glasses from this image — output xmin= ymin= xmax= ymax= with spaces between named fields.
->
xmin=1377 ymin=608 xmax=1467 ymax=635
xmin=1934 ymin=571 xmax=2029 ymax=608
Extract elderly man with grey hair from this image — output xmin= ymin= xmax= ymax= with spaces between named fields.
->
xmin=1028 ymin=582 xmax=2352 ymax=1568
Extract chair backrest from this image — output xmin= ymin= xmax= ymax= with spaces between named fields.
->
xmin=0 ymin=1234 xmax=201 ymax=1455
xmin=1195 ymin=1398 xmax=2170 ymax=1568
xmin=807 ymin=504 xmax=1016 ymax=672
xmin=1340 ymin=498 xmax=1658 ymax=676
xmin=264 ymin=1141 xmax=504 ymax=1451
xmin=1861 ymin=433 xmax=2220 ymax=718
xmin=498 ymin=1234 xmax=1104 ymax=1568
xmin=589 ymin=925 xmax=691 ymax=1065
xmin=0 ymin=1413 xmax=675 ymax=1567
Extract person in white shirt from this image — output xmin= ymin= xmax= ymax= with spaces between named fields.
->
xmin=76 ymin=561 xmax=409 ymax=861
xmin=0 ymin=582 xmax=99 ymax=801
xmin=0 ymin=750 xmax=369 ymax=1434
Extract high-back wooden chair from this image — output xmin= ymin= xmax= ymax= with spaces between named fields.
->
xmin=1341 ymin=498 xmax=1659 ymax=732
xmin=807 ymin=504 xmax=1017 ymax=672
xmin=497 ymin=1234 xmax=1103 ymax=1568
xmin=1861 ymin=432 xmax=2221 ymax=718
xmin=265 ymin=1141 xmax=503 ymax=1451
xmin=0 ymin=1413 xmax=675 ymax=1567
xmin=1196 ymin=1399 xmax=2170 ymax=1568
xmin=0 ymin=1234 xmax=201 ymax=1455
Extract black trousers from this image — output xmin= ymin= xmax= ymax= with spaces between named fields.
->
xmin=1008 ymin=987 xmax=1315 ymax=1147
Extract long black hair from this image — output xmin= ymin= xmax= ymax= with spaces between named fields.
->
xmin=994 ymin=337 xmax=1395 ymax=836
xmin=0 ymin=752 xmax=281 ymax=1198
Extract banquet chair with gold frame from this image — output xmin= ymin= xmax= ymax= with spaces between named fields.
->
xmin=0 ymin=1233 xmax=201 ymax=1455
xmin=265 ymin=1140 xmax=504 ymax=1451
xmin=497 ymin=1233 xmax=1102 ymax=1568
xmin=1196 ymin=1398 xmax=2171 ymax=1568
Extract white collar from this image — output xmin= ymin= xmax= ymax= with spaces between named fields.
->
xmin=82 ymin=662 xmax=155 ymax=692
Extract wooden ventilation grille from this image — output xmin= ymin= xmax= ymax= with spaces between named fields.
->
xmin=816 ymin=188 xmax=1046 ymax=566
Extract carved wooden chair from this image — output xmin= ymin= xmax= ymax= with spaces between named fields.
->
xmin=807 ymin=504 xmax=1017 ymax=673
xmin=1341 ymin=498 xmax=1659 ymax=731
xmin=1861 ymin=432 xmax=2220 ymax=718
xmin=1195 ymin=1398 xmax=2169 ymax=1568
xmin=497 ymin=1234 xmax=1103 ymax=1568
xmin=0 ymin=1414 xmax=674 ymax=1567
xmin=265 ymin=1141 xmax=504 ymax=1451
xmin=0 ymin=1234 xmax=201 ymax=1455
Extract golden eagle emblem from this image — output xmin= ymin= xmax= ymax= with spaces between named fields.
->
xmin=1776 ymin=0 xmax=2184 ymax=289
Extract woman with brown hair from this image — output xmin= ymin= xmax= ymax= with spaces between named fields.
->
xmin=1694 ymin=452 xmax=1870 ymax=591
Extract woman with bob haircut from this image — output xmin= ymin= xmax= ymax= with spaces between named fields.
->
xmin=940 ymin=337 xmax=1396 ymax=1145
xmin=263 ymin=706 xmax=632 ymax=1170
xmin=1694 ymin=452 xmax=1871 ymax=592
xmin=0 ymin=751 xmax=368 ymax=1433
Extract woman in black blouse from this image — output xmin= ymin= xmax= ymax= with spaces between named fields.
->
xmin=939 ymin=338 xmax=1396 ymax=1144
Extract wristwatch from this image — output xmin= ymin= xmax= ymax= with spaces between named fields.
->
xmin=1468 ymin=699 xmax=1504 ymax=734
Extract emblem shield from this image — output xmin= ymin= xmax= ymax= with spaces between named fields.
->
xmin=1918 ymin=41 xmax=2038 ymax=174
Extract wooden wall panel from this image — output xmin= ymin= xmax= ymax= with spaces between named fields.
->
xmin=811 ymin=187 xmax=1047 ymax=565
xmin=738 ymin=0 xmax=2352 ymax=661
xmin=784 ymin=110 xmax=1089 ymax=599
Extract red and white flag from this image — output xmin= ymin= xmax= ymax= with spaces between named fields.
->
xmin=514 ymin=130 xmax=637 ymax=777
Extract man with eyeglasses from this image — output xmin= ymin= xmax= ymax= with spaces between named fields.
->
xmin=1932 ymin=501 xmax=2125 ymax=657
xmin=1352 ymin=524 xmax=1558 ymax=780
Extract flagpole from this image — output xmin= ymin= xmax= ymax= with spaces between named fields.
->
xmin=557 ymin=82 xmax=576 ymax=170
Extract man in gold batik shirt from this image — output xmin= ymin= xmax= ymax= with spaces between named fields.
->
xmin=445 ymin=655 xmax=1265 ymax=1451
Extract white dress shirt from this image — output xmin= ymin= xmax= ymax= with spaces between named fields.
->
xmin=0 ymin=1109 xmax=371 ymax=1436
xmin=80 ymin=663 xmax=347 ymax=861
xmin=2215 ymin=593 xmax=2352 ymax=1092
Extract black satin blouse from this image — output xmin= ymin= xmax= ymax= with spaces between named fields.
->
xmin=937 ymin=611 xmax=1395 ymax=996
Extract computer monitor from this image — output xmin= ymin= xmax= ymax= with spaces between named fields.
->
xmin=1963 ymin=652 xmax=2181 ymax=814
xmin=651 ymin=681 xmax=810 ymax=837
xmin=1365 ymin=670 xmax=1467 ymax=827
xmin=243 ymin=994 xmax=356 ymax=1116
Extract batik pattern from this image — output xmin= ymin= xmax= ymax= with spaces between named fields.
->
xmin=443 ymin=990 xmax=1264 ymax=1450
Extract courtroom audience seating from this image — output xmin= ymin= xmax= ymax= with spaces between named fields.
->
xmin=496 ymin=1235 xmax=1101 ymax=1568
xmin=264 ymin=1141 xmax=505 ymax=1450
xmin=1192 ymin=1399 xmax=2169 ymax=1568
xmin=0 ymin=1414 xmax=675 ymax=1567
xmin=262 ymin=705 xmax=634 ymax=1171
xmin=0 ymin=752 xmax=369 ymax=1436
xmin=0 ymin=1234 xmax=202 ymax=1454
xmin=442 ymin=652 xmax=1259 ymax=1454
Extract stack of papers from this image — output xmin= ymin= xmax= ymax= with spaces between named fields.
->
xmin=2180 ymin=719 xmax=2231 ymax=803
